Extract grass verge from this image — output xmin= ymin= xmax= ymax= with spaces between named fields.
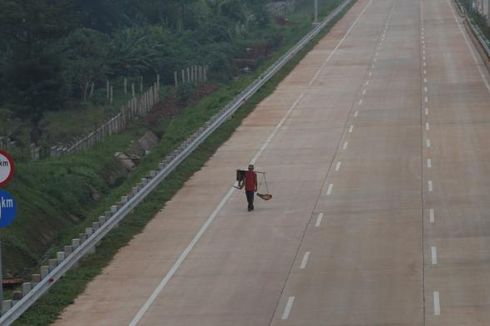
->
xmin=14 ymin=1 xmax=355 ymax=324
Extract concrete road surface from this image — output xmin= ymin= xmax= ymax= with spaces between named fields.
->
xmin=54 ymin=0 xmax=490 ymax=324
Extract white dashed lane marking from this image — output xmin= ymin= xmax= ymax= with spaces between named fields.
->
xmin=281 ymin=297 xmax=295 ymax=320
xmin=315 ymin=213 xmax=324 ymax=227
xmin=431 ymin=246 xmax=438 ymax=265
xmin=300 ymin=252 xmax=311 ymax=269
xmin=335 ymin=161 xmax=342 ymax=171
xmin=326 ymin=184 xmax=334 ymax=196
xmin=429 ymin=208 xmax=435 ymax=224
xmin=433 ymin=291 xmax=441 ymax=316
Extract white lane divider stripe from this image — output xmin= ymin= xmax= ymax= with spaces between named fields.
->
xmin=426 ymin=139 xmax=431 ymax=148
xmin=429 ymin=208 xmax=435 ymax=224
xmin=362 ymin=89 xmax=367 ymax=95
xmin=354 ymin=110 xmax=359 ymax=117
xmin=425 ymin=108 xmax=429 ymax=115
xmin=309 ymin=0 xmax=375 ymax=86
xmin=431 ymin=246 xmax=438 ymax=265
xmin=335 ymin=161 xmax=342 ymax=171
xmin=326 ymin=184 xmax=334 ymax=196
xmin=427 ymin=158 xmax=432 ymax=168
xmin=424 ymin=69 xmax=427 ymax=75
xmin=358 ymin=99 xmax=363 ymax=105
xmin=425 ymin=96 xmax=429 ymax=103
xmin=349 ymin=125 xmax=354 ymax=133
xmin=343 ymin=142 xmax=349 ymax=150
xmin=315 ymin=213 xmax=324 ymax=227
xmin=282 ymin=297 xmax=295 ymax=320
xmin=424 ymin=86 xmax=428 ymax=93
xmin=300 ymin=252 xmax=311 ymax=269
xmin=428 ymin=180 xmax=433 ymax=192
xmin=433 ymin=291 xmax=441 ymax=315
xmin=426 ymin=122 xmax=430 ymax=131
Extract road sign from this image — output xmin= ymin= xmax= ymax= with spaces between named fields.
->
xmin=0 ymin=190 xmax=16 ymax=228
xmin=0 ymin=150 xmax=14 ymax=188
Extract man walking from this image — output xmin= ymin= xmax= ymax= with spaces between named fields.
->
xmin=239 ymin=164 xmax=258 ymax=211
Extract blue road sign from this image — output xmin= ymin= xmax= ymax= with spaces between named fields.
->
xmin=0 ymin=190 xmax=16 ymax=228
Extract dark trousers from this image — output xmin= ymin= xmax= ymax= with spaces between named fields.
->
xmin=246 ymin=191 xmax=255 ymax=210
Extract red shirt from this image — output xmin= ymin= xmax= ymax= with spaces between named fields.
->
xmin=244 ymin=171 xmax=257 ymax=192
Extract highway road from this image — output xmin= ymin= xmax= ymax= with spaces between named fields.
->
xmin=54 ymin=0 xmax=490 ymax=324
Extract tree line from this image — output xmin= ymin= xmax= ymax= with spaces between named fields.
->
xmin=0 ymin=0 xmax=275 ymax=142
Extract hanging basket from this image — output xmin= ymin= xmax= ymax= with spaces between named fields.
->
xmin=257 ymin=193 xmax=272 ymax=201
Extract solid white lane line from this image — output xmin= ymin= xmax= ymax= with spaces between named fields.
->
xmin=281 ymin=297 xmax=295 ymax=320
xmin=430 ymin=208 xmax=435 ymax=224
xmin=129 ymin=187 xmax=235 ymax=326
xmin=315 ymin=213 xmax=324 ymax=227
xmin=326 ymin=184 xmax=334 ymax=196
xmin=433 ymin=291 xmax=441 ymax=316
xmin=343 ymin=142 xmax=349 ymax=150
xmin=426 ymin=139 xmax=431 ymax=148
xmin=354 ymin=110 xmax=359 ymax=117
xmin=431 ymin=246 xmax=438 ymax=265
xmin=300 ymin=252 xmax=311 ymax=269
xmin=251 ymin=93 xmax=305 ymax=164
xmin=335 ymin=161 xmax=342 ymax=171
xmin=428 ymin=180 xmax=433 ymax=192
xmin=426 ymin=122 xmax=430 ymax=131
xmin=427 ymin=158 xmax=432 ymax=168
xmin=309 ymin=0 xmax=375 ymax=86
xmin=349 ymin=125 xmax=354 ymax=133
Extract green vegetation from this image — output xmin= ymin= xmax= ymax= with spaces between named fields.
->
xmin=458 ymin=0 xmax=490 ymax=42
xmin=14 ymin=2 xmax=353 ymax=323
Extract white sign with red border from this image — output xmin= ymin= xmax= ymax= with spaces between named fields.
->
xmin=0 ymin=150 xmax=15 ymax=187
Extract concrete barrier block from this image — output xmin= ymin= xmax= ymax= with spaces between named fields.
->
xmin=121 ymin=196 xmax=128 ymax=204
xmin=40 ymin=265 xmax=49 ymax=279
xmin=48 ymin=259 xmax=58 ymax=270
xmin=22 ymin=282 xmax=32 ymax=296
xmin=2 ymin=300 xmax=12 ymax=314
xmin=132 ymin=186 xmax=139 ymax=194
xmin=72 ymin=238 xmax=80 ymax=249
xmin=64 ymin=245 xmax=73 ymax=255
xmin=92 ymin=221 xmax=100 ymax=230
xmin=141 ymin=177 xmax=147 ymax=185
xmin=79 ymin=233 xmax=87 ymax=242
xmin=99 ymin=216 xmax=106 ymax=224
xmin=32 ymin=274 xmax=41 ymax=283
xmin=111 ymin=205 xmax=118 ymax=214
xmin=159 ymin=163 xmax=165 ymax=170
xmin=57 ymin=251 xmax=65 ymax=263
xmin=85 ymin=227 xmax=93 ymax=236
xmin=149 ymin=170 xmax=157 ymax=178
xmin=105 ymin=210 xmax=112 ymax=217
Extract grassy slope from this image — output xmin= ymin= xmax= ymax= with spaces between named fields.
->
xmin=13 ymin=0 xmax=354 ymax=324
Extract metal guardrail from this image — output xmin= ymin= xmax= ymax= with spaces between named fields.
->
xmin=0 ymin=0 xmax=354 ymax=324
xmin=454 ymin=0 xmax=490 ymax=57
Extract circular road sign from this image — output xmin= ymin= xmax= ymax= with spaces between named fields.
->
xmin=0 ymin=190 xmax=16 ymax=228
xmin=0 ymin=150 xmax=15 ymax=187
